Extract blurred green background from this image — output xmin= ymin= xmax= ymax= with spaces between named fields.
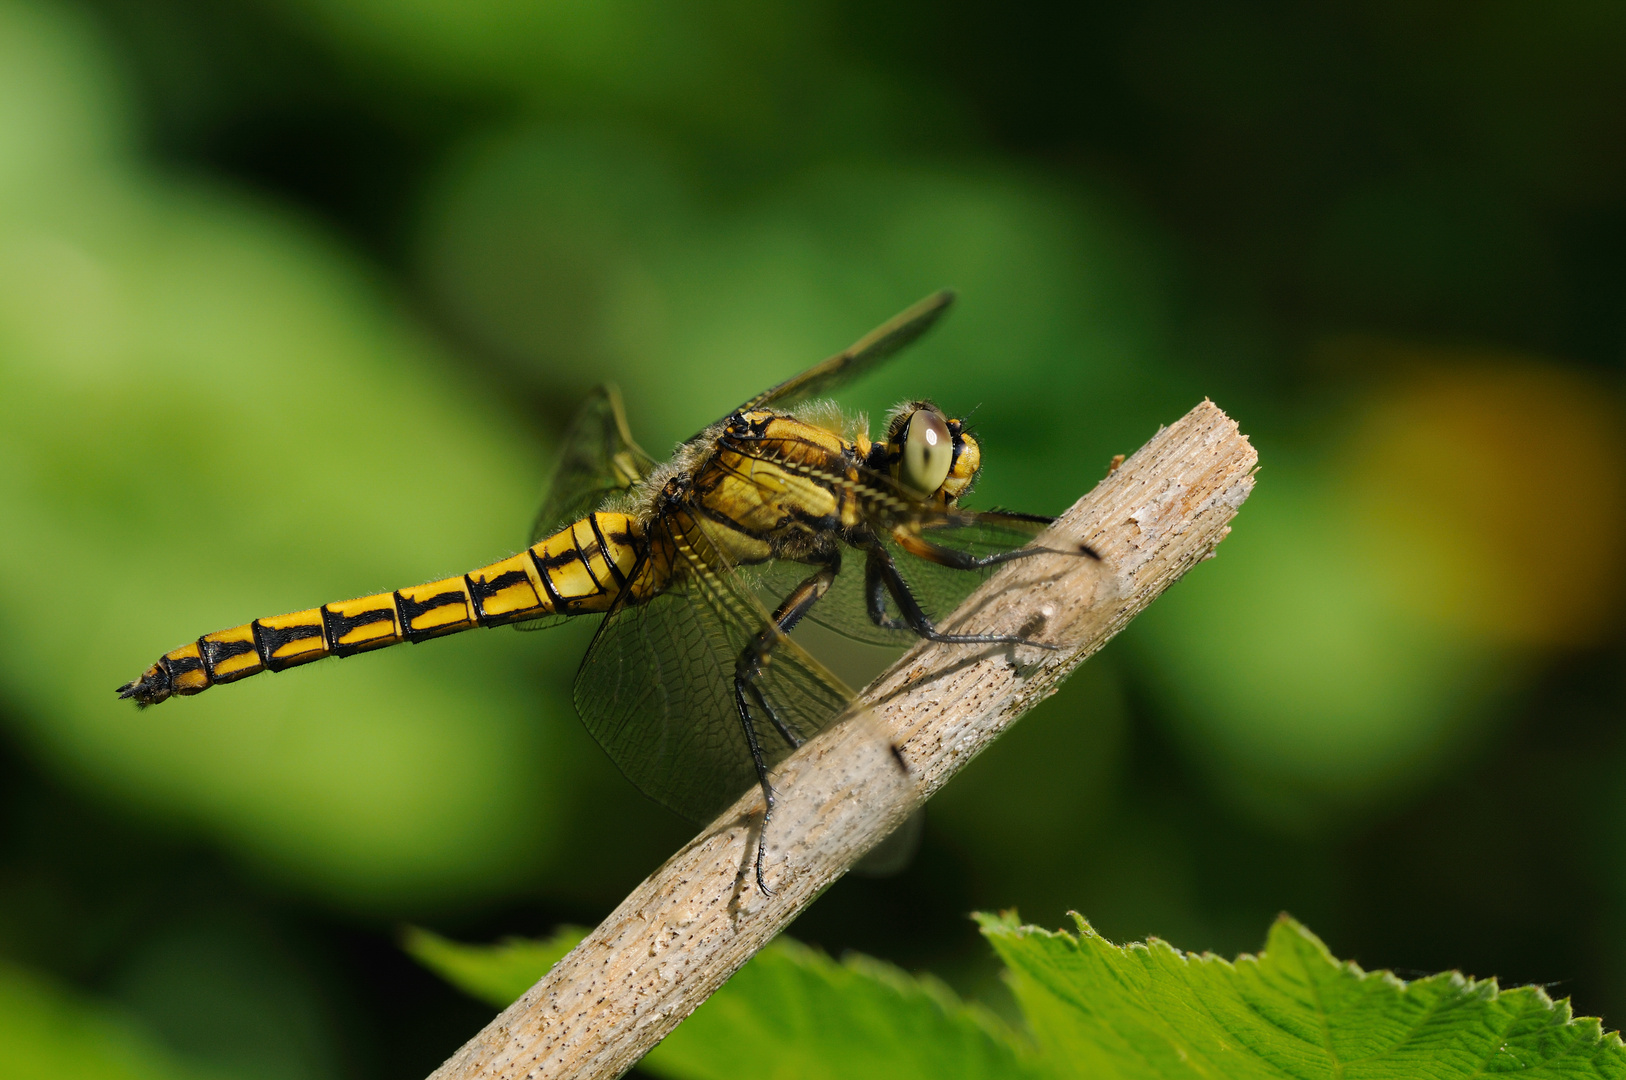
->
xmin=2 ymin=0 xmax=1625 ymax=1075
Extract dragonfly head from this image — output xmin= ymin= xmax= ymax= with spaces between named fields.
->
xmin=941 ymin=420 xmax=979 ymax=503
xmin=882 ymin=401 xmax=981 ymax=505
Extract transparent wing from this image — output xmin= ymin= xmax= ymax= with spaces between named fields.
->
xmin=743 ymin=508 xmax=1073 ymax=649
xmin=516 ymin=385 xmax=656 ymax=632
xmin=735 ymin=290 xmax=956 ymax=414
xmin=742 ymin=558 xmax=913 ymax=648
xmin=530 ymin=384 xmax=655 ymax=545
xmin=881 ymin=510 xmax=1062 ymax=627
xmin=572 ymin=522 xmax=856 ymax=824
xmin=848 ymin=510 xmax=1064 ymax=641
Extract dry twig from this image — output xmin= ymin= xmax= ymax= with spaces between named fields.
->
xmin=428 ymin=399 xmax=1257 ymax=1080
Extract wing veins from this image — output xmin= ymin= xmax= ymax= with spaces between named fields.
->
xmin=737 ymin=290 xmax=956 ymax=414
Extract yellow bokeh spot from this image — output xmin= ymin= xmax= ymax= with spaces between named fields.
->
xmin=1338 ymin=351 xmax=1626 ymax=648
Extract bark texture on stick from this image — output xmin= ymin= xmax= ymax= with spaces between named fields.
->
xmin=429 ymin=399 xmax=1257 ymax=1080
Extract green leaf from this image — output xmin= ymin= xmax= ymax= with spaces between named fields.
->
xmin=640 ymin=936 xmax=1043 ymax=1080
xmin=978 ymin=910 xmax=1626 ymax=1080
xmin=407 ymin=929 xmax=1041 ymax=1080
xmin=410 ymin=915 xmax=1626 ymax=1080
xmin=402 ymin=925 xmax=587 ymax=1008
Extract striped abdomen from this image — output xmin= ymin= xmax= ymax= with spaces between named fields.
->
xmin=118 ymin=512 xmax=642 ymax=707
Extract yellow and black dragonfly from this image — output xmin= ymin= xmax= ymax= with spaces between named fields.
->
xmin=119 ymin=290 xmax=1097 ymax=891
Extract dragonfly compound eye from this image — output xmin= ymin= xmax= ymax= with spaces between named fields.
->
xmin=901 ymin=407 xmax=953 ymax=496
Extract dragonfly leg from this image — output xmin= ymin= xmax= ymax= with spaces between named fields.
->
xmin=893 ymin=527 xmax=1100 ymax=569
xmin=732 ymin=555 xmax=841 ymax=896
xmin=751 ymin=685 xmax=802 ymax=752
xmin=737 ymin=557 xmax=841 ymax=749
xmin=864 ymin=550 xmax=912 ymax=632
xmin=732 ymin=681 xmax=778 ymax=896
xmin=863 ymin=541 xmax=1060 ymax=649
xmin=765 ymin=556 xmax=841 ymax=634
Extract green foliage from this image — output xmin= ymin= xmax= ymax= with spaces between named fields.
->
xmin=402 ymin=926 xmax=587 ymax=1011
xmin=409 ymin=927 xmax=1041 ymax=1080
xmin=412 ymin=914 xmax=1625 ymax=1080
xmin=0 ymin=960 xmax=224 ymax=1080
xmin=637 ymin=937 xmax=1043 ymax=1080
xmin=982 ymin=912 xmax=1626 ymax=1080
xmin=1130 ymin=472 xmax=1512 ymax=823
xmin=0 ymin=0 xmax=1621 ymax=1071
xmin=0 ymin=0 xmax=591 ymax=911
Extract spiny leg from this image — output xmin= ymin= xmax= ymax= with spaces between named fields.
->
xmin=746 ymin=561 xmax=841 ymax=748
xmin=863 ymin=547 xmax=911 ymax=632
xmin=892 ymin=525 xmax=1100 ymax=571
xmin=863 ymin=540 xmax=1061 ymax=649
xmin=732 ymin=681 xmax=779 ymax=897
xmin=733 ymin=554 xmax=840 ymax=896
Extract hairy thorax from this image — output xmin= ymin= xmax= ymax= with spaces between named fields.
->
xmin=687 ymin=410 xmax=871 ymax=566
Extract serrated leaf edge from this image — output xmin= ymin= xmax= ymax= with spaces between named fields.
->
xmin=975 ymin=909 xmax=1626 ymax=1074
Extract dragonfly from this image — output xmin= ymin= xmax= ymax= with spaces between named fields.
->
xmin=118 ymin=290 xmax=1099 ymax=892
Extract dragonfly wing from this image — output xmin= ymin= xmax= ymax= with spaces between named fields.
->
xmin=879 ymin=510 xmax=1060 ymax=627
xmin=530 ymin=384 xmax=655 ymax=545
xmin=789 ymin=504 xmax=1060 ymax=642
xmin=572 ymin=584 xmax=752 ymax=821
xmin=516 ymin=385 xmax=656 ymax=632
xmin=742 ymin=558 xmax=917 ymax=648
xmin=736 ymin=290 xmax=956 ymax=414
xmin=573 ymin=524 xmax=856 ymax=824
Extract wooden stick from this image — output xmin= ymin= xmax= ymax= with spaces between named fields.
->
xmin=428 ymin=399 xmax=1257 ymax=1080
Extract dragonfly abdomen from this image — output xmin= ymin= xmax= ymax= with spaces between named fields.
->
xmin=118 ymin=512 xmax=642 ymax=706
